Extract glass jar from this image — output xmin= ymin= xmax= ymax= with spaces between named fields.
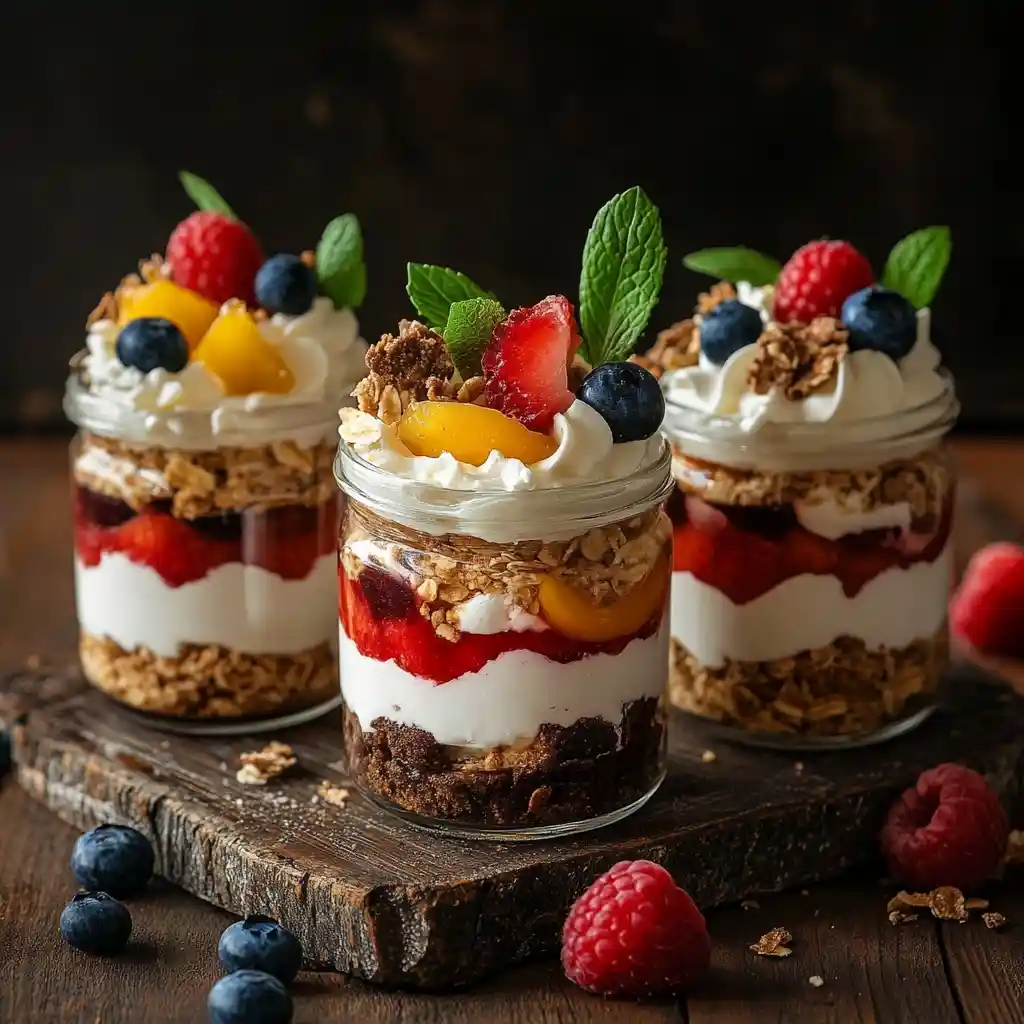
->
xmin=663 ymin=375 xmax=959 ymax=749
xmin=333 ymin=439 xmax=675 ymax=840
xmin=65 ymin=367 xmax=343 ymax=735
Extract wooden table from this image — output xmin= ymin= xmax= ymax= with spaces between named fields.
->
xmin=2 ymin=437 xmax=1024 ymax=1024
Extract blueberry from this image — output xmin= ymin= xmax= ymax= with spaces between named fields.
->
xmin=208 ymin=970 xmax=293 ymax=1024
xmin=841 ymin=286 xmax=917 ymax=360
xmin=59 ymin=892 xmax=132 ymax=955
xmin=254 ymin=254 xmax=318 ymax=316
xmin=218 ymin=914 xmax=303 ymax=984
xmin=70 ymin=824 xmax=155 ymax=898
xmin=115 ymin=317 xmax=189 ymax=373
xmin=577 ymin=362 xmax=665 ymax=443
xmin=698 ymin=299 xmax=763 ymax=365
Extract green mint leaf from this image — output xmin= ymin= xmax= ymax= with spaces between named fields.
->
xmin=578 ymin=186 xmax=668 ymax=366
xmin=406 ymin=263 xmax=492 ymax=332
xmin=178 ymin=171 xmax=237 ymax=219
xmin=682 ymin=247 xmax=781 ymax=287
xmin=881 ymin=226 xmax=952 ymax=309
xmin=316 ymin=213 xmax=367 ymax=309
xmin=444 ymin=297 xmax=505 ymax=378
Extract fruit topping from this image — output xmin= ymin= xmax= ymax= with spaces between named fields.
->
xmin=841 ymin=286 xmax=918 ymax=360
xmin=193 ymin=305 xmax=295 ymax=396
xmin=219 ymin=915 xmax=304 ymax=984
xmin=166 ymin=210 xmax=264 ymax=307
xmin=576 ymin=362 xmax=665 ymax=442
xmin=117 ymin=279 xmax=219 ymax=351
xmin=950 ymin=542 xmax=1024 ymax=658
xmin=561 ymin=859 xmax=711 ymax=997
xmin=254 ymin=254 xmax=318 ymax=316
xmin=70 ymin=824 xmax=155 ymax=898
xmin=481 ymin=295 xmax=580 ymax=432
xmin=59 ymin=892 xmax=133 ymax=955
xmin=880 ymin=763 xmax=1009 ymax=891
xmin=698 ymin=297 xmax=764 ymax=365
xmin=115 ymin=317 xmax=189 ymax=374
xmin=773 ymin=240 xmax=875 ymax=324
xmin=538 ymin=554 xmax=668 ymax=642
xmin=207 ymin=969 xmax=293 ymax=1024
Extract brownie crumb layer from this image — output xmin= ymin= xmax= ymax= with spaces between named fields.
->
xmin=80 ymin=632 xmax=337 ymax=719
xmin=343 ymin=698 xmax=665 ymax=827
xmin=669 ymin=632 xmax=947 ymax=738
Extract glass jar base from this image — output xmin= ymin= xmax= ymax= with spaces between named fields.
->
xmin=681 ymin=705 xmax=936 ymax=752
xmin=359 ymin=770 xmax=666 ymax=842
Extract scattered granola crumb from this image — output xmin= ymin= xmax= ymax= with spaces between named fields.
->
xmin=888 ymin=909 xmax=918 ymax=926
xmin=983 ymin=912 xmax=1007 ymax=930
xmin=750 ymin=927 xmax=793 ymax=957
xmin=317 ymin=780 xmax=350 ymax=808
xmin=747 ymin=318 xmax=849 ymax=399
xmin=701 ymin=749 xmax=717 ymax=763
xmin=236 ymin=741 xmax=297 ymax=785
xmin=697 ymin=280 xmax=738 ymax=314
xmin=887 ymin=887 xmax=988 ymax=924
xmin=794 ymin=762 xmax=805 ymax=774
xmin=741 ymin=899 xmax=760 ymax=911
xmin=809 ymin=975 xmax=824 ymax=988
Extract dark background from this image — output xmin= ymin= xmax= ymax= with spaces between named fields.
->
xmin=0 ymin=0 xmax=1013 ymax=433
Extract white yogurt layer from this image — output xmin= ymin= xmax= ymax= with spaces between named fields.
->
xmin=792 ymin=498 xmax=913 ymax=540
xmin=75 ymin=552 xmax=338 ymax=658
xmin=670 ymin=542 xmax=952 ymax=668
xmin=339 ymin=617 xmax=668 ymax=750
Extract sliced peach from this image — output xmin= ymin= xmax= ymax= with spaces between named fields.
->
xmin=397 ymin=401 xmax=558 ymax=466
xmin=193 ymin=306 xmax=295 ymax=396
xmin=118 ymin=280 xmax=219 ymax=351
xmin=539 ymin=555 xmax=669 ymax=642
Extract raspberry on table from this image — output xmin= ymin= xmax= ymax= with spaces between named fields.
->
xmin=561 ymin=859 xmax=710 ymax=997
xmin=773 ymin=239 xmax=875 ymax=324
xmin=166 ymin=211 xmax=264 ymax=307
xmin=880 ymin=763 xmax=1009 ymax=892
xmin=949 ymin=542 xmax=1024 ymax=659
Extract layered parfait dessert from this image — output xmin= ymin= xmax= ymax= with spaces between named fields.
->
xmin=66 ymin=172 xmax=367 ymax=728
xmin=639 ymin=228 xmax=958 ymax=746
xmin=335 ymin=188 xmax=674 ymax=836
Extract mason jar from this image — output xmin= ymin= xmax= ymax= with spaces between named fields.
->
xmin=333 ymin=438 xmax=674 ymax=839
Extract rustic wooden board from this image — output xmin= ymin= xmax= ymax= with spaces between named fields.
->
xmin=5 ymin=661 xmax=1024 ymax=992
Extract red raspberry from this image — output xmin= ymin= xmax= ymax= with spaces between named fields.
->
xmin=166 ymin=211 xmax=264 ymax=307
xmin=561 ymin=860 xmax=710 ymax=997
xmin=773 ymin=240 xmax=875 ymax=323
xmin=950 ymin=542 xmax=1024 ymax=658
xmin=880 ymin=763 xmax=1009 ymax=892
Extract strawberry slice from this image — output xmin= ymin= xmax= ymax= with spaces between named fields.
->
xmin=481 ymin=295 xmax=581 ymax=432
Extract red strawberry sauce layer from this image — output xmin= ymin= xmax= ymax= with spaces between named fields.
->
xmin=668 ymin=488 xmax=954 ymax=607
xmin=339 ymin=563 xmax=660 ymax=685
xmin=74 ymin=485 xmax=338 ymax=589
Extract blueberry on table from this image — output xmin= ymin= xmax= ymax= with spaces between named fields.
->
xmin=254 ymin=254 xmax=318 ymax=316
xmin=59 ymin=892 xmax=132 ymax=955
xmin=70 ymin=823 xmax=155 ymax=898
xmin=208 ymin=970 xmax=294 ymax=1024
xmin=840 ymin=286 xmax=918 ymax=360
xmin=577 ymin=362 xmax=665 ymax=443
xmin=218 ymin=914 xmax=304 ymax=984
xmin=698 ymin=299 xmax=763 ymax=365
xmin=115 ymin=317 xmax=190 ymax=373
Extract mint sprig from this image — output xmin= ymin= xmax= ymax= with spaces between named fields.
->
xmin=444 ymin=297 xmax=505 ymax=378
xmin=578 ymin=186 xmax=667 ymax=366
xmin=179 ymin=171 xmax=237 ymax=219
xmin=316 ymin=214 xmax=367 ymax=310
xmin=881 ymin=226 xmax=951 ymax=309
xmin=682 ymin=247 xmax=781 ymax=287
xmin=406 ymin=264 xmax=493 ymax=332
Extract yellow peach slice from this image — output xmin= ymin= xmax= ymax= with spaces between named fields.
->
xmin=193 ymin=306 xmax=295 ymax=396
xmin=398 ymin=401 xmax=558 ymax=466
xmin=539 ymin=555 xmax=669 ymax=643
xmin=118 ymin=280 xmax=219 ymax=352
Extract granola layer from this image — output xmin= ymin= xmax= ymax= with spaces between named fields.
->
xmin=80 ymin=632 xmax=337 ymax=719
xmin=669 ymin=631 xmax=947 ymax=737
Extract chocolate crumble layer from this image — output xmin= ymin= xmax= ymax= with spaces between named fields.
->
xmin=343 ymin=698 xmax=666 ymax=827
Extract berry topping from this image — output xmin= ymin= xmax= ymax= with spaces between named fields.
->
xmin=880 ymin=763 xmax=1009 ymax=891
xmin=950 ymin=542 xmax=1024 ymax=658
xmin=166 ymin=211 xmax=264 ymax=307
xmin=70 ymin=824 xmax=155 ymax=898
xmin=219 ymin=915 xmax=304 ymax=984
xmin=59 ymin=892 xmax=133 ymax=955
xmin=207 ymin=969 xmax=293 ymax=1024
xmin=773 ymin=240 xmax=875 ymax=324
xmin=254 ymin=254 xmax=318 ymax=317
xmin=576 ymin=362 xmax=665 ymax=442
xmin=118 ymin=280 xmax=219 ymax=351
xmin=193 ymin=305 xmax=295 ymax=396
xmin=841 ymin=286 xmax=918 ymax=359
xmin=561 ymin=860 xmax=710 ymax=997
xmin=697 ymin=298 xmax=764 ymax=366
xmin=115 ymin=318 xmax=189 ymax=374
xmin=481 ymin=295 xmax=581 ymax=432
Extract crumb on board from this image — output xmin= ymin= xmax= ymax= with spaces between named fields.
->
xmin=235 ymin=741 xmax=296 ymax=785
xmin=750 ymin=927 xmax=793 ymax=957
